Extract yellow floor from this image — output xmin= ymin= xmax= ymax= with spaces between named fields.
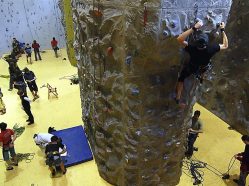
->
xmin=0 ymin=49 xmax=245 ymax=186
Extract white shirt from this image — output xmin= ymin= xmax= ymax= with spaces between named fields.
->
xmin=34 ymin=133 xmax=54 ymax=148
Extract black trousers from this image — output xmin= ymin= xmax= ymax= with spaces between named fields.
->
xmin=24 ymin=106 xmax=34 ymax=122
xmin=238 ymin=170 xmax=249 ymax=186
xmin=9 ymin=75 xmax=14 ymax=89
xmin=34 ymin=50 xmax=42 ymax=61
xmin=186 ymin=133 xmax=198 ymax=157
xmin=27 ymin=81 xmax=38 ymax=92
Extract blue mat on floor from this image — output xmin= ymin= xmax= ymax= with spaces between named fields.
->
xmin=52 ymin=125 xmax=93 ymax=167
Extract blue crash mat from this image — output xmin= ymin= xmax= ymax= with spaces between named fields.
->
xmin=52 ymin=125 xmax=93 ymax=167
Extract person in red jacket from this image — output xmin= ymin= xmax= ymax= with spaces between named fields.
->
xmin=0 ymin=122 xmax=18 ymax=170
xmin=233 ymin=135 xmax=249 ymax=186
xmin=51 ymin=37 xmax=59 ymax=58
xmin=32 ymin=40 xmax=42 ymax=61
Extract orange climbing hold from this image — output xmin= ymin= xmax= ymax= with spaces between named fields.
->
xmin=107 ymin=47 xmax=113 ymax=56
xmin=93 ymin=10 xmax=103 ymax=17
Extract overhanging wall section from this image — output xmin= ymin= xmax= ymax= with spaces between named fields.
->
xmin=72 ymin=0 xmax=232 ymax=185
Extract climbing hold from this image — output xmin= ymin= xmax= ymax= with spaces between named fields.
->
xmin=131 ymin=88 xmax=140 ymax=96
xmin=125 ymin=56 xmax=132 ymax=65
xmin=107 ymin=47 xmax=113 ymax=56
xmin=163 ymin=30 xmax=169 ymax=36
xmin=93 ymin=10 xmax=103 ymax=17
xmin=170 ymin=21 xmax=176 ymax=28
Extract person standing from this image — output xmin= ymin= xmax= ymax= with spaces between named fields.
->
xmin=32 ymin=40 xmax=42 ymax=61
xmin=51 ymin=37 xmax=59 ymax=58
xmin=0 ymin=88 xmax=6 ymax=115
xmin=13 ymin=68 xmax=27 ymax=94
xmin=23 ymin=67 xmax=39 ymax=101
xmin=233 ymin=135 xmax=249 ymax=186
xmin=12 ymin=38 xmax=19 ymax=50
xmin=25 ymin=43 xmax=32 ymax=64
xmin=0 ymin=122 xmax=18 ymax=170
xmin=12 ymin=38 xmax=20 ymax=55
xmin=185 ymin=110 xmax=203 ymax=158
xmin=17 ymin=90 xmax=34 ymax=125
xmin=8 ymin=62 xmax=15 ymax=91
xmin=4 ymin=55 xmax=18 ymax=91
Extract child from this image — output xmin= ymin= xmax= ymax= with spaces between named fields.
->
xmin=25 ymin=43 xmax=32 ymax=64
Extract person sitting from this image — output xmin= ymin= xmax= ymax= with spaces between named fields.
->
xmin=45 ymin=136 xmax=67 ymax=176
xmin=175 ymin=21 xmax=228 ymax=105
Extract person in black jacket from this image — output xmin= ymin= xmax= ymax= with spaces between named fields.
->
xmin=17 ymin=90 xmax=34 ymax=125
xmin=45 ymin=136 xmax=67 ymax=177
xmin=4 ymin=55 xmax=18 ymax=91
xmin=233 ymin=135 xmax=249 ymax=186
xmin=23 ymin=68 xmax=39 ymax=101
xmin=14 ymin=68 xmax=27 ymax=92
xmin=175 ymin=21 xmax=228 ymax=105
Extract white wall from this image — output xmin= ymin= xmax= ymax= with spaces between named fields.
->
xmin=0 ymin=0 xmax=65 ymax=56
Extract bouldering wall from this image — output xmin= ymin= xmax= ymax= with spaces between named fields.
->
xmin=198 ymin=0 xmax=249 ymax=134
xmin=0 ymin=0 xmax=65 ymax=56
xmin=72 ymin=0 xmax=232 ymax=185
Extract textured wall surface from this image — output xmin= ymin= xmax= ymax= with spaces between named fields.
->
xmin=198 ymin=0 xmax=249 ymax=134
xmin=0 ymin=0 xmax=65 ymax=56
xmin=59 ymin=0 xmax=77 ymax=66
xmin=72 ymin=0 xmax=231 ymax=185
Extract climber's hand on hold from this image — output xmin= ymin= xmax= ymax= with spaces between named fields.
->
xmin=194 ymin=21 xmax=203 ymax=29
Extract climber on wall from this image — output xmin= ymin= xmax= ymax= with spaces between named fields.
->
xmin=175 ymin=21 xmax=228 ymax=105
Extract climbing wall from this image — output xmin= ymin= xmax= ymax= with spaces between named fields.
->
xmin=160 ymin=0 xmax=232 ymax=36
xmin=0 ymin=0 xmax=65 ymax=56
xmin=71 ymin=0 xmax=232 ymax=185
xmin=59 ymin=0 xmax=77 ymax=66
xmin=198 ymin=0 xmax=249 ymax=134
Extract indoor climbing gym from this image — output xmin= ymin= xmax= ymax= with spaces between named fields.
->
xmin=0 ymin=0 xmax=249 ymax=186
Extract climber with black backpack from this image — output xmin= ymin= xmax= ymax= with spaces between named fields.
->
xmin=175 ymin=21 xmax=228 ymax=105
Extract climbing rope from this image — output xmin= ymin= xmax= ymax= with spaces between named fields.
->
xmin=182 ymin=155 xmax=237 ymax=185
xmin=13 ymin=124 xmax=25 ymax=138
xmin=16 ymin=153 xmax=35 ymax=163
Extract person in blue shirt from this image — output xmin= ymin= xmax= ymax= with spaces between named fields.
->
xmin=25 ymin=43 xmax=32 ymax=64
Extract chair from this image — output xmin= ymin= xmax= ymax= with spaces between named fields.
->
xmin=47 ymin=83 xmax=58 ymax=99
